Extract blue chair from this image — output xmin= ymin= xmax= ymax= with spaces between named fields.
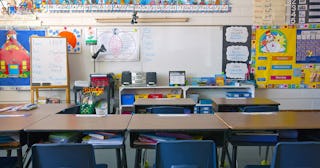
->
xmin=245 ymin=141 xmax=320 ymax=168
xmin=32 ymin=143 xmax=107 ymax=168
xmin=155 ymin=140 xmax=217 ymax=168
xmin=147 ymin=106 xmax=185 ymax=114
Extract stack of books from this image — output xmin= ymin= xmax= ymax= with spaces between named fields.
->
xmin=82 ymin=132 xmax=123 ymax=146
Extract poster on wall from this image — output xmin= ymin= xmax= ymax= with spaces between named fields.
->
xmin=222 ymin=26 xmax=252 ymax=80
xmin=95 ymin=28 xmax=139 ymax=61
xmin=0 ymin=29 xmax=45 ymax=88
xmin=47 ymin=27 xmax=82 ymax=54
xmin=253 ymin=25 xmax=320 ymax=89
xmin=253 ymin=0 xmax=286 ymax=25
xmin=288 ymin=0 xmax=320 ymax=24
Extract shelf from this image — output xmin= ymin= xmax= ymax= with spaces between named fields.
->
xmin=118 ymin=85 xmax=255 ymax=114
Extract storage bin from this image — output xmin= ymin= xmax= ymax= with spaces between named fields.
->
xmin=199 ymin=99 xmax=213 ymax=104
xmin=135 ymin=94 xmax=149 ymax=99
xmin=226 ymin=92 xmax=252 ymax=98
xmin=121 ymin=94 xmax=135 ymax=105
xmin=166 ymin=94 xmax=181 ymax=98
xmin=188 ymin=94 xmax=199 ymax=103
xmin=148 ymin=94 xmax=163 ymax=98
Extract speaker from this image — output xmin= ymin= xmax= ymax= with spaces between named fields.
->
xmin=121 ymin=71 xmax=132 ymax=85
xmin=146 ymin=72 xmax=157 ymax=86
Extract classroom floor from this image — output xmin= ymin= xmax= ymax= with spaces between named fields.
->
xmin=4 ymin=135 xmax=274 ymax=168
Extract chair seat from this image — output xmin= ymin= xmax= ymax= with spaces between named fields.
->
xmin=0 ymin=157 xmax=18 ymax=168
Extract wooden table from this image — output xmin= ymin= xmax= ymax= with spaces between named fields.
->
xmin=216 ymin=111 xmax=320 ymax=130
xmin=24 ymin=114 xmax=132 ymax=168
xmin=212 ymin=98 xmax=280 ymax=112
xmin=134 ymin=98 xmax=196 ymax=113
xmin=216 ymin=111 xmax=320 ymax=168
xmin=0 ymin=104 xmax=69 ymax=168
xmin=127 ymin=114 xmax=228 ymax=168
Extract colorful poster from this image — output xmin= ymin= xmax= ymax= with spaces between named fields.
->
xmin=0 ymin=29 xmax=45 ymax=87
xmin=223 ymin=26 xmax=251 ymax=80
xmin=253 ymin=25 xmax=320 ymax=88
xmin=47 ymin=27 xmax=82 ymax=54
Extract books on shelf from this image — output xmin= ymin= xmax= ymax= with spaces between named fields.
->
xmin=82 ymin=135 xmax=123 ymax=146
xmin=88 ymin=132 xmax=118 ymax=140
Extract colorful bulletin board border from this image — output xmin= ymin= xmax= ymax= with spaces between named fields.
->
xmin=47 ymin=27 xmax=82 ymax=54
xmin=222 ymin=25 xmax=252 ymax=80
xmin=0 ymin=29 xmax=46 ymax=87
xmin=252 ymin=24 xmax=320 ymax=89
xmin=0 ymin=0 xmax=231 ymax=14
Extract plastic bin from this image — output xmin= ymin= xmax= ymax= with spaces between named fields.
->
xmin=121 ymin=94 xmax=135 ymax=105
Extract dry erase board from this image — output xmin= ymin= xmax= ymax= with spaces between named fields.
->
xmin=30 ymin=37 xmax=69 ymax=86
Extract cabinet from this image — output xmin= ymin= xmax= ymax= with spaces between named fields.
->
xmin=118 ymin=85 xmax=255 ymax=114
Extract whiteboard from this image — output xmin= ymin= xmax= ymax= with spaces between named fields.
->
xmin=139 ymin=26 xmax=223 ymax=84
xmin=30 ymin=37 xmax=68 ymax=86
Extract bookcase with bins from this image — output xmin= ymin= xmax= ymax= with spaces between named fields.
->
xmin=119 ymin=86 xmax=184 ymax=114
xmin=118 ymin=85 xmax=255 ymax=114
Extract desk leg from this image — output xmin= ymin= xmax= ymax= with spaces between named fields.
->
xmin=30 ymin=89 xmax=34 ymax=103
xmin=116 ymin=148 xmax=121 ymax=168
xmin=134 ymin=148 xmax=142 ymax=168
xmin=231 ymin=145 xmax=237 ymax=168
xmin=220 ymin=144 xmax=226 ymax=167
xmin=17 ymin=147 xmax=23 ymax=168
xmin=122 ymin=145 xmax=128 ymax=168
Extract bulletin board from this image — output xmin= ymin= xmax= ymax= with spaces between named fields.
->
xmin=30 ymin=37 xmax=70 ymax=103
xmin=222 ymin=25 xmax=252 ymax=80
xmin=252 ymin=25 xmax=320 ymax=89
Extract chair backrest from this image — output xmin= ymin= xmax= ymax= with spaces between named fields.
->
xmin=147 ymin=106 xmax=185 ymax=114
xmin=155 ymin=140 xmax=217 ymax=168
xmin=32 ymin=143 xmax=97 ymax=168
xmin=271 ymin=142 xmax=320 ymax=168
xmin=240 ymin=105 xmax=279 ymax=112
xmin=58 ymin=105 xmax=81 ymax=114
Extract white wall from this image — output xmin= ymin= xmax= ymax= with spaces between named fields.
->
xmin=1 ymin=0 xmax=320 ymax=110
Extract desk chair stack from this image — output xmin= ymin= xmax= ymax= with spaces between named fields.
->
xmin=32 ymin=143 xmax=107 ymax=168
xmin=155 ymin=140 xmax=217 ymax=168
xmin=245 ymin=141 xmax=320 ymax=168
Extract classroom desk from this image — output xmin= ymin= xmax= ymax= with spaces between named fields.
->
xmin=134 ymin=98 xmax=196 ymax=113
xmin=216 ymin=111 xmax=320 ymax=168
xmin=212 ymin=98 xmax=280 ymax=112
xmin=127 ymin=114 xmax=228 ymax=168
xmin=24 ymin=114 xmax=131 ymax=168
xmin=0 ymin=104 xmax=69 ymax=168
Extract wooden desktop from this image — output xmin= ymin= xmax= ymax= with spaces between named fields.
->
xmin=24 ymin=114 xmax=132 ymax=168
xmin=0 ymin=104 xmax=70 ymax=168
